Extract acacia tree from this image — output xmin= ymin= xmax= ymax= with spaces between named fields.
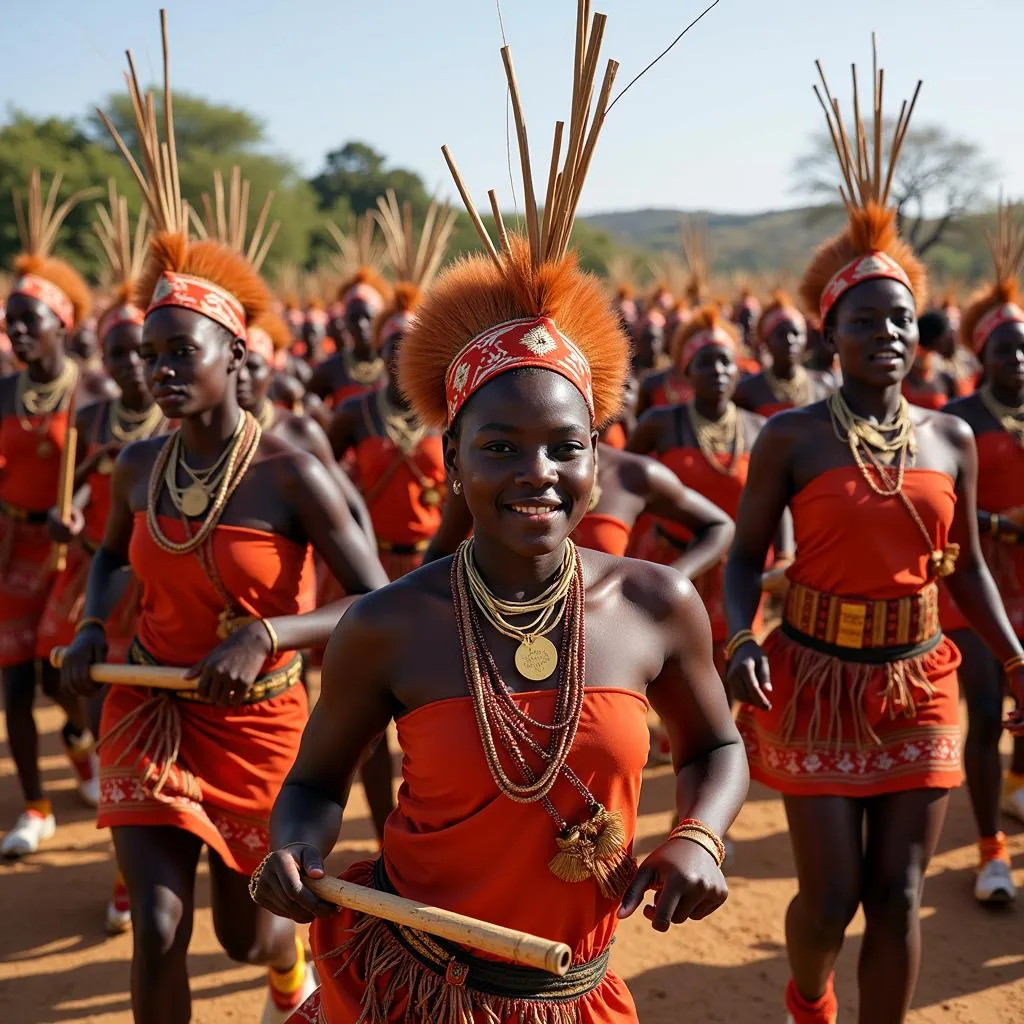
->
xmin=792 ymin=121 xmax=996 ymax=255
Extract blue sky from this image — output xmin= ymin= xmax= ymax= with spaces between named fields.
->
xmin=5 ymin=0 xmax=1023 ymax=214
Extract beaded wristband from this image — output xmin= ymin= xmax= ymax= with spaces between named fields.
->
xmin=1003 ymin=653 xmax=1024 ymax=674
xmin=75 ymin=616 xmax=107 ymax=636
xmin=668 ymin=817 xmax=726 ymax=867
xmin=724 ymin=629 xmax=757 ymax=663
xmin=259 ymin=619 xmax=279 ymax=662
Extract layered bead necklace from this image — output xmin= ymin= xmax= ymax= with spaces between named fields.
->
xmin=97 ymin=400 xmax=167 ymax=474
xmin=451 ymin=539 xmax=635 ymax=899
xmin=979 ymin=384 xmax=1024 ymax=447
xmin=17 ymin=360 xmax=79 ymax=457
xmin=765 ymin=365 xmax=813 ymax=406
xmin=375 ymin=388 xmax=442 ymax=507
xmin=828 ymin=390 xmax=958 ymax=577
xmin=343 ymin=349 xmax=385 ymax=387
xmin=687 ymin=400 xmax=744 ymax=475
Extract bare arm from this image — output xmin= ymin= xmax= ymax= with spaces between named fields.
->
xmin=326 ymin=401 xmax=362 ymax=462
xmin=626 ymin=407 xmax=665 ymax=456
xmin=640 ymin=458 xmax=734 ymax=578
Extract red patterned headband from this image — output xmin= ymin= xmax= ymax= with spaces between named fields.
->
xmin=444 ymin=316 xmax=594 ymax=426
xmin=98 ymin=303 xmax=145 ymax=343
xmin=343 ymin=282 xmax=385 ymax=315
xmin=681 ymin=328 xmax=736 ymax=371
xmin=148 ymin=271 xmax=247 ymax=340
xmin=11 ymin=274 xmax=74 ymax=330
xmin=247 ymin=325 xmax=275 ymax=363
xmin=819 ymin=252 xmax=914 ymax=322
xmin=760 ymin=306 xmax=806 ymax=340
xmin=972 ymin=302 xmax=1024 ymax=353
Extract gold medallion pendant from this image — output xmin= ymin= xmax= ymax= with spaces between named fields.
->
xmin=180 ymin=484 xmax=210 ymax=517
xmin=514 ymin=634 xmax=559 ymax=681
xmin=37 ymin=440 xmax=54 ymax=458
xmin=421 ymin=486 xmax=442 ymax=508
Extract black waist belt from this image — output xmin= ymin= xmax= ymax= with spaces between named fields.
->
xmin=372 ymin=858 xmax=610 ymax=1002
xmin=0 ymin=500 xmax=49 ymax=525
xmin=781 ymin=621 xmax=943 ymax=665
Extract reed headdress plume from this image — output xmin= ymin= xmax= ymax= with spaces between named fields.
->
xmin=961 ymin=199 xmax=1024 ymax=354
xmin=757 ymin=290 xmax=807 ymax=346
xmin=400 ymin=2 xmax=629 ymax=430
xmin=96 ymin=10 xmax=269 ymax=342
xmin=799 ymin=36 xmax=927 ymax=326
xmin=92 ymin=180 xmax=150 ymax=343
xmin=10 ymin=169 xmax=95 ymax=330
xmin=680 ymin=216 xmax=710 ymax=305
xmin=326 ymin=212 xmax=391 ymax=315
xmin=373 ymin=189 xmax=457 ymax=350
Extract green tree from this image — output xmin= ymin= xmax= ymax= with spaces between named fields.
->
xmin=311 ymin=141 xmax=430 ymax=219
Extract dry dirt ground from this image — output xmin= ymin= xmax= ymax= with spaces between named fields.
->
xmin=1 ymin=701 xmax=1023 ymax=1024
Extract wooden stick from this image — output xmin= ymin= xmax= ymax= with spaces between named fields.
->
xmin=306 ymin=875 xmax=572 ymax=976
xmin=53 ymin=387 xmax=80 ymax=574
xmin=488 ymin=189 xmax=511 ymax=256
xmin=501 ymin=46 xmax=541 ymax=265
xmin=49 ymin=648 xmax=199 ymax=690
xmin=441 ymin=145 xmax=502 ymax=269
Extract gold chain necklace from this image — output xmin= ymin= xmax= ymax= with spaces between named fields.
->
xmin=343 ymin=350 xmax=385 ymax=387
xmin=254 ymin=399 xmax=276 ymax=432
xmin=110 ymin=401 xmax=166 ymax=444
xmin=828 ymin=392 xmax=958 ymax=577
xmin=451 ymin=546 xmax=635 ymax=900
xmin=980 ymin=385 xmax=1024 ymax=447
xmin=765 ymin=365 xmax=813 ymax=406
xmin=461 ymin=540 xmax=576 ymax=681
xmin=376 ymin=387 xmax=428 ymax=455
xmin=17 ymin=360 xmax=78 ymax=419
xmin=147 ymin=412 xmax=261 ymax=554
xmin=687 ymin=401 xmax=744 ymax=474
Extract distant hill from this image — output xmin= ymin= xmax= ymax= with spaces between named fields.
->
xmin=582 ymin=205 xmax=995 ymax=289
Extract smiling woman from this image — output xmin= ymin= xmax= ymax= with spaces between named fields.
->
xmin=250 ymin=5 xmax=747 ymax=1023
xmin=723 ymin=42 xmax=1024 ymax=1024
xmin=57 ymin=13 xmax=389 ymax=1024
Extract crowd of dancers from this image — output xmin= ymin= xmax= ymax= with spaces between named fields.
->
xmin=1 ymin=9 xmax=1022 ymax=1024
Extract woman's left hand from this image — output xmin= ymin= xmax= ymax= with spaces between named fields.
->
xmin=617 ymin=836 xmax=728 ymax=931
xmin=1005 ymin=666 xmax=1024 ymax=735
xmin=186 ymin=621 xmax=273 ymax=707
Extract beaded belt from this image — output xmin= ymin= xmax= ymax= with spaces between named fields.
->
xmin=0 ymin=499 xmax=49 ymax=525
xmin=377 ymin=539 xmax=429 ymax=555
xmin=371 ymin=858 xmax=610 ymax=1002
xmin=782 ymin=580 xmax=941 ymax=663
xmin=128 ymin=638 xmax=302 ymax=704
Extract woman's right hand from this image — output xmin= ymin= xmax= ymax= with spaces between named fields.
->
xmin=47 ymin=505 xmax=85 ymax=545
xmin=726 ymin=640 xmax=772 ymax=710
xmin=60 ymin=625 xmax=108 ymax=698
xmin=249 ymin=843 xmax=340 ymax=924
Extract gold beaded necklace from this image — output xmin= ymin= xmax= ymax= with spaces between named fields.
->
xmin=376 ymin=386 xmax=429 ymax=455
xmin=343 ymin=349 xmax=385 ymax=387
xmin=765 ymin=365 xmax=813 ymax=406
xmin=828 ymin=391 xmax=958 ymax=577
xmin=687 ymin=400 xmax=744 ymax=475
xmin=979 ymin=384 xmax=1024 ymax=447
xmin=254 ymin=399 xmax=276 ymax=432
xmin=17 ymin=361 xmax=79 ymax=456
xmin=451 ymin=544 xmax=635 ymax=899
xmin=109 ymin=400 xmax=166 ymax=444
xmin=147 ymin=411 xmax=262 ymax=556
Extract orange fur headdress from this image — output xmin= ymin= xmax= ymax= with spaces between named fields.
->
xmin=10 ymin=169 xmax=94 ymax=329
xmin=799 ymin=39 xmax=927 ymax=324
xmin=961 ymin=199 xmax=1024 ymax=354
xmin=672 ymin=304 xmax=738 ymax=371
xmin=400 ymin=6 xmax=628 ymax=429
xmin=97 ymin=12 xmax=269 ymax=340
xmin=757 ymin=289 xmax=806 ymax=345
xmin=372 ymin=189 xmax=457 ymax=349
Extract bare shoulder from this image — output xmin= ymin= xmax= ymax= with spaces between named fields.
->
xmin=76 ymin=398 xmax=109 ymax=434
xmin=911 ymin=403 xmax=975 ymax=448
xmin=588 ymin=549 xmax=701 ymax=628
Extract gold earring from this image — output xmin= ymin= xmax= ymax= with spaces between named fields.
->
xmin=453 ymin=479 xmax=462 ymax=495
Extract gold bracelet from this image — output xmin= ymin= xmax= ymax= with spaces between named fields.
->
xmin=990 ymin=513 xmax=1002 ymax=537
xmin=670 ymin=830 xmax=724 ymax=867
xmin=248 ymin=850 xmax=273 ymax=901
xmin=668 ymin=817 xmax=727 ymax=865
xmin=75 ymin=616 xmax=107 ymax=636
xmin=724 ymin=629 xmax=757 ymax=663
xmin=259 ymin=618 xmax=279 ymax=661
xmin=1003 ymin=653 xmax=1024 ymax=674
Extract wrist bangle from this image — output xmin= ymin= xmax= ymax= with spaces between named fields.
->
xmin=724 ymin=629 xmax=757 ymax=663
xmin=259 ymin=618 xmax=279 ymax=661
xmin=1003 ymin=653 xmax=1024 ymax=674
xmin=667 ymin=818 xmax=726 ymax=867
xmin=75 ymin=616 xmax=107 ymax=636
xmin=990 ymin=513 xmax=1001 ymax=537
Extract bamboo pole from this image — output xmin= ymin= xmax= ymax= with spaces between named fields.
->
xmin=52 ymin=388 xmax=79 ymax=573
xmin=50 ymin=648 xmax=198 ymax=690
xmin=306 ymin=875 xmax=572 ymax=976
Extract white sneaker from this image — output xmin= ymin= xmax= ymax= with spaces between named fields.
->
xmin=106 ymin=876 xmax=131 ymax=934
xmin=1 ymin=810 xmax=56 ymax=857
xmin=65 ymin=732 xmax=100 ymax=808
xmin=78 ymin=759 xmax=100 ymax=808
xmin=975 ymin=858 xmax=1017 ymax=904
xmin=260 ymin=962 xmax=318 ymax=1024
xmin=1003 ymin=786 xmax=1024 ymax=826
